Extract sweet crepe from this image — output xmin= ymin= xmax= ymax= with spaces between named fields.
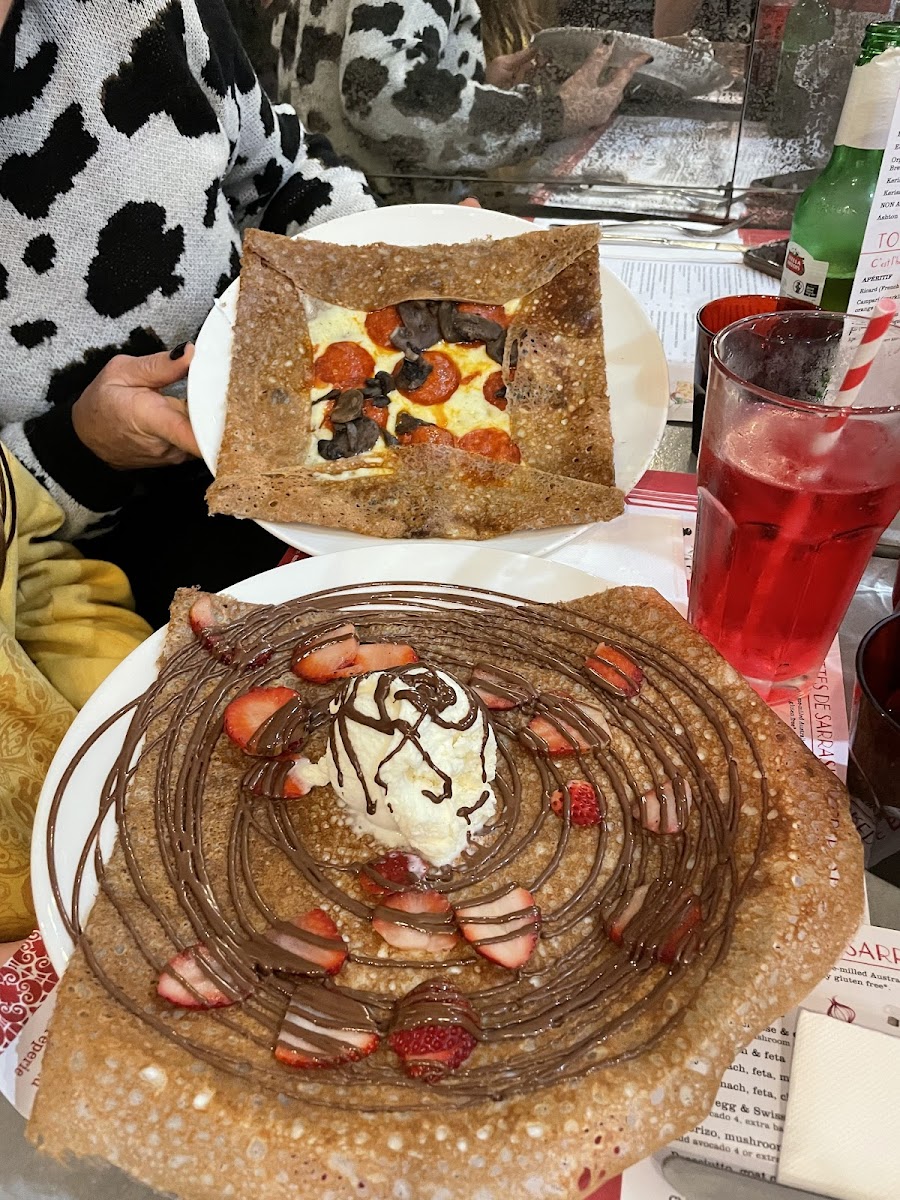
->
xmin=205 ymin=224 xmax=625 ymax=538
xmin=29 ymin=585 xmax=863 ymax=1199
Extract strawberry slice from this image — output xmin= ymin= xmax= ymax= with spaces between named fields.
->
xmin=188 ymin=593 xmax=272 ymax=669
xmin=372 ymin=889 xmax=458 ymax=953
xmin=585 ymin=642 xmax=644 ymax=698
xmin=608 ymin=885 xmax=702 ymax=964
xmin=469 ymin=663 xmax=533 ymax=711
xmin=358 ymin=851 xmax=428 ymax=898
xmin=263 ymin=908 xmax=348 ymax=976
xmin=157 ymin=944 xmax=249 ymax=1009
xmin=388 ymin=979 xmax=479 ymax=1082
xmin=658 ymin=899 xmax=702 ymax=964
xmin=608 ymin=884 xmax=651 ymax=946
xmin=549 ymin=780 xmax=602 ymax=827
xmin=634 ymin=777 xmax=693 ymax=834
xmin=455 ymin=886 xmax=540 ymax=969
xmin=291 ymin=623 xmax=359 ymax=682
xmin=223 ymin=686 xmax=303 ymax=752
xmin=525 ymin=694 xmax=610 ymax=756
xmin=275 ymin=981 xmax=379 ymax=1070
xmin=526 ymin=713 xmax=589 ymax=756
xmin=244 ymin=755 xmax=320 ymax=799
xmin=334 ymin=643 xmax=419 ymax=678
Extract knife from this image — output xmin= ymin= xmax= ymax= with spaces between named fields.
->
xmin=661 ymin=1154 xmax=836 ymax=1200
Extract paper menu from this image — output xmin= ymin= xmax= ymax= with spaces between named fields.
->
xmin=848 ymin=84 xmax=900 ymax=313
xmin=606 ymin=924 xmax=900 ymax=1200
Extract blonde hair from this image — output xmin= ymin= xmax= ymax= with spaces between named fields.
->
xmin=479 ymin=0 xmax=541 ymax=59
xmin=0 ymin=449 xmax=13 ymax=590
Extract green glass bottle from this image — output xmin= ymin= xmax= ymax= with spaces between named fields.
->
xmin=780 ymin=22 xmax=900 ymax=312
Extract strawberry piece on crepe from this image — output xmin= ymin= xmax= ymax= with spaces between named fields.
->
xmin=634 ymin=777 xmax=693 ymax=834
xmin=262 ymin=908 xmax=348 ymax=976
xmin=455 ymin=886 xmax=540 ymax=969
xmin=275 ymin=980 xmax=379 ymax=1070
xmin=291 ymin=623 xmax=360 ymax=682
xmin=157 ymin=943 xmax=250 ymax=1009
xmin=550 ymin=780 xmax=602 ymax=827
xmin=358 ymin=851 xmax=428 ymax=898
xmin=372 ymin=890 xmax=458 ymax=953
xmin=188 ymin=593 xmax=273 ymax=669
xmin=525 ymin=695 xmax=609 ymax=756
xmin=585 ymin=642 xmax=644 ymax=698
xmin=334 ymin=643 xmax=419 ymax=678
xmin=389 ymin=979 xmax=479 ymax=1082
xmin=223 ymin=686 xmax=304 ymax=753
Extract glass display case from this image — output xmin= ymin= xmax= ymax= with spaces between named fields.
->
xmin=239 ymin=0 xmax=900 ymax=222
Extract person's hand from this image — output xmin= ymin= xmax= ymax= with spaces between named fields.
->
xmin=558 ymin=45 xmax=651 ymax=137
xmin=71 ymin=346 xmax=201 ymax=471
xmin=485 ymin=46 xmax=537 ymax=89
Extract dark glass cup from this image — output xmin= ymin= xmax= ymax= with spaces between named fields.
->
xmin=848 ymin=611 xmax=900 ymax=813
xmin=693 ymin=295 xmax=791 ymax=455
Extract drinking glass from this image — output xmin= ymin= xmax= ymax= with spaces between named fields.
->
xmin=848 ymin=610 xmax=900 ymax=814
xmin=693 ymin=294 xmax=785 ymax=456
xmin=688 ymin=310 xmax=900 ymax=704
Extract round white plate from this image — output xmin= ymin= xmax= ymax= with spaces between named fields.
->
xmin=187 ymin=204 xmax=669 ymax=557
xmin=32 ymin=544 xmax=611 ymax=976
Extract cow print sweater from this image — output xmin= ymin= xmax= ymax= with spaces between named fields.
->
xmin=273 ymin=0 xmax=564 ymax=185
xmin=0 ymin=0 xmax=375 ymax=538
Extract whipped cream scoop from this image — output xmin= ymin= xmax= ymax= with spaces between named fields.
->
xmin=306 ymin=664 xmax=497 ymax=866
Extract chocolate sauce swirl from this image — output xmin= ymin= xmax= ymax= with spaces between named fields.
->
xmin=46 ymin=583 xmax=770 ymax=1112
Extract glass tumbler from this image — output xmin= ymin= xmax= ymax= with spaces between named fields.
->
xmin=688 ymin=310 xmax=900 ymax=704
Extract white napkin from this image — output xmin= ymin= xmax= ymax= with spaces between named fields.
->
xmin=778 ymin=1008 xmax=900 ymax=1200
xmin=544 ymin=512 xmax=688 ymax=611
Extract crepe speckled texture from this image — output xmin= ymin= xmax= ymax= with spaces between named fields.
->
xmin=205 ymin=224 xmax=624 ymax=538
xmin=28 ymin=586 xmax=863 ymax=1200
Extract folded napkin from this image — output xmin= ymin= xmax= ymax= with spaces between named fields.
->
xmin=778 ymin=1008 xmax=900 ymax=1200
xmin=544 ymin=512 xmax=687 ymax=611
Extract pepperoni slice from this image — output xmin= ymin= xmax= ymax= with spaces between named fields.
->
xmin=365 ymin=307 xmax=402 ymax=350
xmin=483 ymin=371 xmax=507 ymax=411
xmin=458 ymin=428 xmax=521 ymax=464
xmin=401 ymin=424 xmax=457 ymax=448
xmin=394 ymin=351 xmax=460 ymax=406
xmin=314 ymin=342 xmax=375 ymax=389
xmin=458 ymin=302 xmax=510 ymax=329
xmin=363 ymin=400 xmax=388 ymax=429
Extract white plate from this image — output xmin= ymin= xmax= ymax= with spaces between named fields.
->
xmin=187 ymin=204 xmax=669 ymax=557
xmin=32 ymin=544 xmax=610 ymax=977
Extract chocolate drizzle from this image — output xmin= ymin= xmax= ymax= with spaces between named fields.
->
xmin=46 ymin=583 xmax=771 ymax=1112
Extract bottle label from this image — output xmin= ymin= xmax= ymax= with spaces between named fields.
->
xmin=835 ymin=48 xmax=900 ymax=150
xmin=780 ymin=240 xmax=829 ymax=305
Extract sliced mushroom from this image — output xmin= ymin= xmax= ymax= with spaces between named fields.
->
xmin=438 ymin=302 xmax=504 ymax=347
xmin=393 ymin=300 xmax=442 ymax=352
xmin=329 ymin=389 xmax=365 ymax=425
xmin=318 ymin=415 xmax=381 ymax=461
xmin=395 ymin=348 xmax=433 ymax=392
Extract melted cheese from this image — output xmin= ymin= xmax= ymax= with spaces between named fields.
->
xmin=303 ymin=297 xmax=518 ymax=470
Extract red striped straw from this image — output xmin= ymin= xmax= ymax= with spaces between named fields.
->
xmin=835 ymin=297 xmax=898 ymax=406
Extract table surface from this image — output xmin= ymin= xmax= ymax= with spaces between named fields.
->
xmin=3 ymin=423 xmax=896 ymax=1200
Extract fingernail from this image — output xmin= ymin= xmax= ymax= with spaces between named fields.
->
xmin=169 ymin=342 xmax=187 ymax=361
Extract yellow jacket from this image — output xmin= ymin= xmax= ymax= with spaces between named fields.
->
xmin=1 ymin=446 xmax=151 ymax=939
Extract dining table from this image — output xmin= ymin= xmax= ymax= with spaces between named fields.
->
xmin=2 ymin=408 xmax=898 ymax=1200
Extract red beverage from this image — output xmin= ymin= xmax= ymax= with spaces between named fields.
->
xmin=692 ymin=416 xmax=900 ymax=694
xmin=688 ymin=310 xmax=900 ymax=703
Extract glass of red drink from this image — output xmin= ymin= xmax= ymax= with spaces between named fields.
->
xmin=688 ymin=310 xmax=900 ymax=704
